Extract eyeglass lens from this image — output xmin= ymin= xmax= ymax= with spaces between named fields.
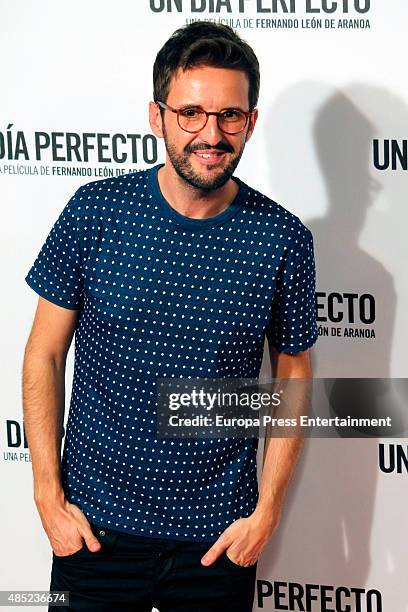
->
xmin=178 ymin=109 xmax=247 ymax=133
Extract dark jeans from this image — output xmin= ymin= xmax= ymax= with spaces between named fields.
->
xmin=49 ymin=521 xmax=257 ymax=611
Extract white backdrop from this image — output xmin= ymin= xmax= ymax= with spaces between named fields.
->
xmin=1 ymin=1 xmax=407 ymax=610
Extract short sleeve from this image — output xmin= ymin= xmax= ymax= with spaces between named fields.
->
xmin=24 ymin=191 xmax=83 ymax=310
xmin=266 ymin=227 xmax=318 ymax=354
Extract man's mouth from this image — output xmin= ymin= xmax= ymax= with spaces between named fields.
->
xmin=192 ymin=150 xmax=227 ymax=164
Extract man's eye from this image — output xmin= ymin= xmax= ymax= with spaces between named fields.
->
xmin=221 ymin=110 xmax=241 ymax=120
xmin=181 ymin=108 xmax=201 ymax=118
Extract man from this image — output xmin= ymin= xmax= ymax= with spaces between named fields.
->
xmin=23 ymin=21 xmax=318 ymax=612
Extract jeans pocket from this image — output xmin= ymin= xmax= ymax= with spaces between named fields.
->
xmin=220 ymin=551 xmax=258 ymax=571
xmin=52 ymin=522 xmax=117 ymax=560
xmin=52 ymin=544 xmax=88 ymax=560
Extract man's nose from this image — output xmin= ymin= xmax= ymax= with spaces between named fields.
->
xmin=198 ymin=114 xmax=225 ymax=147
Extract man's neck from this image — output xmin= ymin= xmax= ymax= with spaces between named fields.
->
xmin=157 ymin=163 xmax=239 ymax=220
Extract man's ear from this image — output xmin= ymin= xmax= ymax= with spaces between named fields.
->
xmin=149 ymin=101 xmax=164 ymax=139
xmin=245 ymin=108 xmax=258 ymax=143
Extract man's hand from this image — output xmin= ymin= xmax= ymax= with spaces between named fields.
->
xmin=36 ymin=494 xmax=101 ymax=557
xmin=200 ymin=506 xmax=281 ymax=568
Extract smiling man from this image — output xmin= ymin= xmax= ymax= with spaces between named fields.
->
xmin=153 ymin=66 xmax=252 ymax=193
xmin=23 ymin=21 xmax=318 ymax=612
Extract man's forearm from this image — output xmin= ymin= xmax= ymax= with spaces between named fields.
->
xmin=22 ymin=345 xmax=66 ymax=505
xmin=254 ymin=348 xmax=312 ymax=522
xmin=254 ymin=436 xmax=303 ymax=520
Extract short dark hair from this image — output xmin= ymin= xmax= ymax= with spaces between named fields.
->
xmin=153 ymin=21 xmax=260 ymax=111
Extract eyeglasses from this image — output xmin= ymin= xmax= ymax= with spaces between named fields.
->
xmin=155 ymin=100 xmax=255 ymax=135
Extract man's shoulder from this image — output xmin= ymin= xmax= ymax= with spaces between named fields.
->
xmin=60 ymin=168 xmax=152 ymax=229
xmin=240 ymin=179 xmax=312 ymax=239
xmin=73 ymin=168 xmax=151 ymax=203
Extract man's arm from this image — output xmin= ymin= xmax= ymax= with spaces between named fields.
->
xmin=201 ymin=345 xmax=313 ymax=567
xmin=22 ymin=296 xmax=101 ymax=555
xmin=254 ymin=345 xmax=312 ymax=525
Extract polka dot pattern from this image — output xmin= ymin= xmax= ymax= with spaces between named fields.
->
xmin=25 ymin=164 xmax=318 ymax=541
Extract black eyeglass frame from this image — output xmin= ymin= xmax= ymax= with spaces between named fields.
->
xmin=155 ymin=100 xmax=255 ymax=135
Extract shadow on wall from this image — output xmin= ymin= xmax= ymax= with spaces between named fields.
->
xmin=257 ymin=84 xmax=407 ymax=592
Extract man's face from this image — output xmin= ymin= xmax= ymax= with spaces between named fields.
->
xmin=154 ymin=66 xmax=257 ymax=191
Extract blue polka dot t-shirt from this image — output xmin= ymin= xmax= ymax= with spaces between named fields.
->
xmin=25 ymin=164 xmax=318 ymax=541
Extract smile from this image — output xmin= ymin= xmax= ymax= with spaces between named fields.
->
xmin=193 ymin=151 xmax=227 ymax=164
